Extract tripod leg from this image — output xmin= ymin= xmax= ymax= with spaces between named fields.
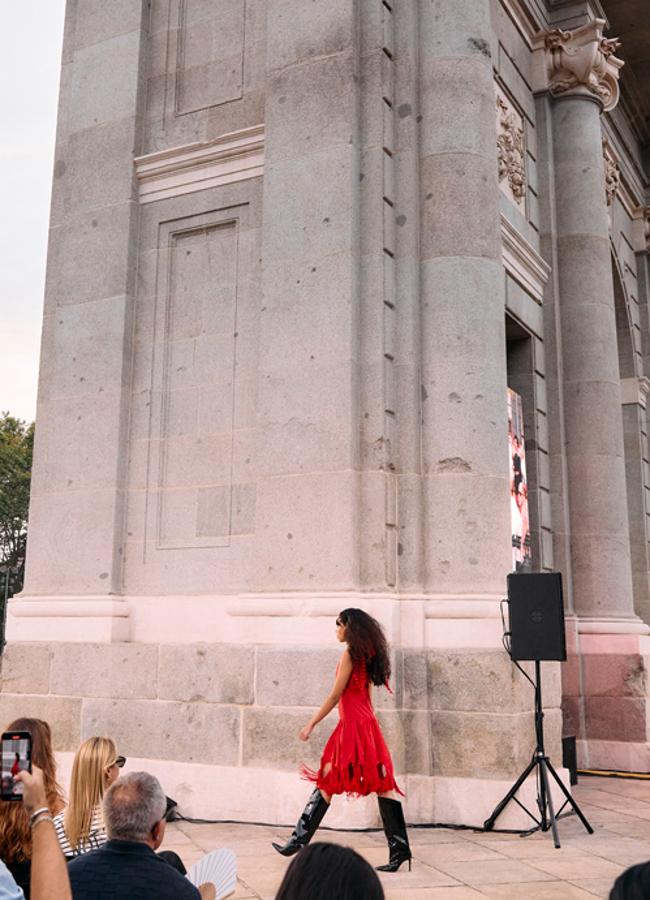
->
xmin=545 ymin=760 xmax=594 ymax=835
xmin=483 ymin=756 xmax=538 ymax=831
xmin=539 ymin=759 xmax=560 ymax=849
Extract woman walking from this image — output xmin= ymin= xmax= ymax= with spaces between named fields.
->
xmin=272 ymin=608 xmax=411 ymax=873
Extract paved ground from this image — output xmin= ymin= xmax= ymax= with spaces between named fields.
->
xmin=162 ymin=776 xmax=650 ymax=899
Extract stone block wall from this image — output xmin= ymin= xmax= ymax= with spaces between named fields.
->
xmin=12 ymin=0 xmax=650 ymax=828
xmin=0 ymin=641 xmax=562 ymax=823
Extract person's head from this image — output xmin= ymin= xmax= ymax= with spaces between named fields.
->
xmin=609 ymin=862 xmax=650 ymax=899
xmin=275 ymin=842 xmax=384 ymax=900
xmin=335 ymin=609 xmax=390 ymax=687
xmin=103 ymin=771 xmax=167 ymax=849
xmin=64 ymin=736 xmax=124 ymax=850
xmin=0 ymin=718 xmax=64 ymax=862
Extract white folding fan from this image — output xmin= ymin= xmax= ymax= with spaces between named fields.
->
xmin=187 ymin=848 xmax=237 ymax=900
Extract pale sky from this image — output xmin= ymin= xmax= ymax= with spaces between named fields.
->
xmin=0 ymin=2 xmax=66 ymax=423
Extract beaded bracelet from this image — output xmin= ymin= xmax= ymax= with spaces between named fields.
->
xmin=28 ymin=807 xmax=49 ymax=826
xmin=30 ymin=813 xmax=53 ymax=830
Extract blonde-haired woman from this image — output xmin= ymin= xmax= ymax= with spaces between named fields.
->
xmin=53 ymin=737 xmax=124 ymax=858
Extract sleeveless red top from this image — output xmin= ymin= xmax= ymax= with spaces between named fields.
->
xmin=301 ymin=657 xmax=403 ymax=797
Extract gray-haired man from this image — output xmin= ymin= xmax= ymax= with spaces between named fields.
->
xmin=68 ymin=772 xmax=201 ymax=900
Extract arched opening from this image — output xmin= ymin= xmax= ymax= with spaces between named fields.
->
xmin=613 ymin=255 xmax=650 ymax=624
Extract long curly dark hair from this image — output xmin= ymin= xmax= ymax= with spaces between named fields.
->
xmin=337 ymin=608 xmax=390 ymax=686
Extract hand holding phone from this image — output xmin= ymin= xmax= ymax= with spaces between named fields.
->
xmin=15 ymin=766 xmax=47 ymax=816
xmin=1 ymin=731 xmax=32 ymax=801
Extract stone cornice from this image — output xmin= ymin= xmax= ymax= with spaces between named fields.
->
xmin=547 ymin=0 xmax=608 ymax=26
xmin=134 ymin=125 xmax=265 ymax=204
xmin=500 ymin=214 xmax=551 ymax=303
xmin=532 ymin=18 xmax=624 ymax=111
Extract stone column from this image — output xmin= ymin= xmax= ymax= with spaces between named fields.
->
xmin=419 ymin=0 xmax=512 ymax=597
xmin=538 ymin=21 xmax=644 ymax=628
xmin=254 ymin=1 xmax=361 ymax=590
xmin=8 ymin=1 xmax=148 ymax=641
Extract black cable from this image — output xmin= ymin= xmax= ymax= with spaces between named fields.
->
xmin=170 ymin=811 xmax=545 ymax=836
xmin=500 ymin=597 xmax=535 ymax=689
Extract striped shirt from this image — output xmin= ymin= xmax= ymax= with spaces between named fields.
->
xmin=53 ymin=807 xmax=107 ymax=858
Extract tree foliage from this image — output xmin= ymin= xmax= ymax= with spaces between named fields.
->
xmin=0 ymin=413 xmax=34 ymax=572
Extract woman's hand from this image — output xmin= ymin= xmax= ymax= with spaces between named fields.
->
xmin=15 ymin=765 xmax=47 ymax=816
xmin=299 ymin=723 xmax=313 ymax=742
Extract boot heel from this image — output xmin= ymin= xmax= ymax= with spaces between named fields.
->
xmin=271 ymin=789 xmax=329 ymax=856
xmin=376 ymin=797 xmax=412 ymax=874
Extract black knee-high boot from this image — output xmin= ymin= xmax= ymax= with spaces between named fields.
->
xmin=376 ymin=797 xmax=412 ymax=872
xmin=272 ymin=789 xmax=329 ymax=856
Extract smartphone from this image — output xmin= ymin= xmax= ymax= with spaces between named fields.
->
xmin=1 ymin=732 xmax=32 ymax=801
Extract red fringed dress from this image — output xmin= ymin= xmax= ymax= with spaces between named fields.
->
xmin=302 ymin=657 xmax=403 ymax=797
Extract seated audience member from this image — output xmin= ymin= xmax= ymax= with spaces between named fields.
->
xmin=0 ymin=720 xmax=64 ymax=899
xmin=53 ymin=737 xmax=123 ymax=858
xmin=610 ymin=861 xmax=650 ymax=899
xmin=0 ymin=765 xmax=72 ymax=900
xmin=274 ymin=842 xmax=384 ymax=900
xmin=54 ymin=736 xmax=186 ymax=875
xmin=68 ymin=771 xmax=205 ymax=900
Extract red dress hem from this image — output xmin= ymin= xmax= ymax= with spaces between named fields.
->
xmin=300 ymin=657 xmax=404 ymax=798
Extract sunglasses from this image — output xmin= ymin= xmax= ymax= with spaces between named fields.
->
xmin=113 ymin=756 xmax=126 ymax=768
xmin=336 ymin=619 xmax=344 ymax=627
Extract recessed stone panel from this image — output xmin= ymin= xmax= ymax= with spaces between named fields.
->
xmin=145 ymin=211 xmax=247 ymax=551
xmin=174 ymin=0 xmax=246 ymax=114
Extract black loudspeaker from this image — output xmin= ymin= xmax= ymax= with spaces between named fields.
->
xmin=507 ymin=572 xmax=566 ymax=661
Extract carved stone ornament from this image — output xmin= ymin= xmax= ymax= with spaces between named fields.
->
xmin=496 ymin=94 xmax=526 ymax=204
xmin=543 ymin=19 xmax=624 ymax=111
xmin=602 ymin=141 xmax=621 ymax=208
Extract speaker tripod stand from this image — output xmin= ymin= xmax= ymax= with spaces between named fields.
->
xmin=483 ymin=660 xmax=593 ymax=848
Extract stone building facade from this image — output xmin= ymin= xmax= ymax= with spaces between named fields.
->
xmin=3 ymin=0 xmax=650 ymax=826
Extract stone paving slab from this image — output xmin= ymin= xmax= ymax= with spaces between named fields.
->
xmin=161 ymin=777 xmax=650 ymax=899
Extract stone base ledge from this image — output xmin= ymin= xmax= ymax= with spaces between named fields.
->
xmin=7 ymin=596 xmax=130 ymax=642
xmin=577 ymin=616 xmax=650 ymax=637
xmin=577 ymin=739 xmax=650 ymax=774
xmin=7 ymin=591 xmax=507 ymax=648
xmin=52 ymin=752 xmax=573 ymax=831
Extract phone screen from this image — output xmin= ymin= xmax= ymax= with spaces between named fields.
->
xmin=1 ymin=732 xmax=32 ymax=801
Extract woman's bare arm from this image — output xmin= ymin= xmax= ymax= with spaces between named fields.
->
xmin=16 ymin=767 xmax=71 ymax=900
xmin=299 ymin=650 xmax=353 ymax=741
